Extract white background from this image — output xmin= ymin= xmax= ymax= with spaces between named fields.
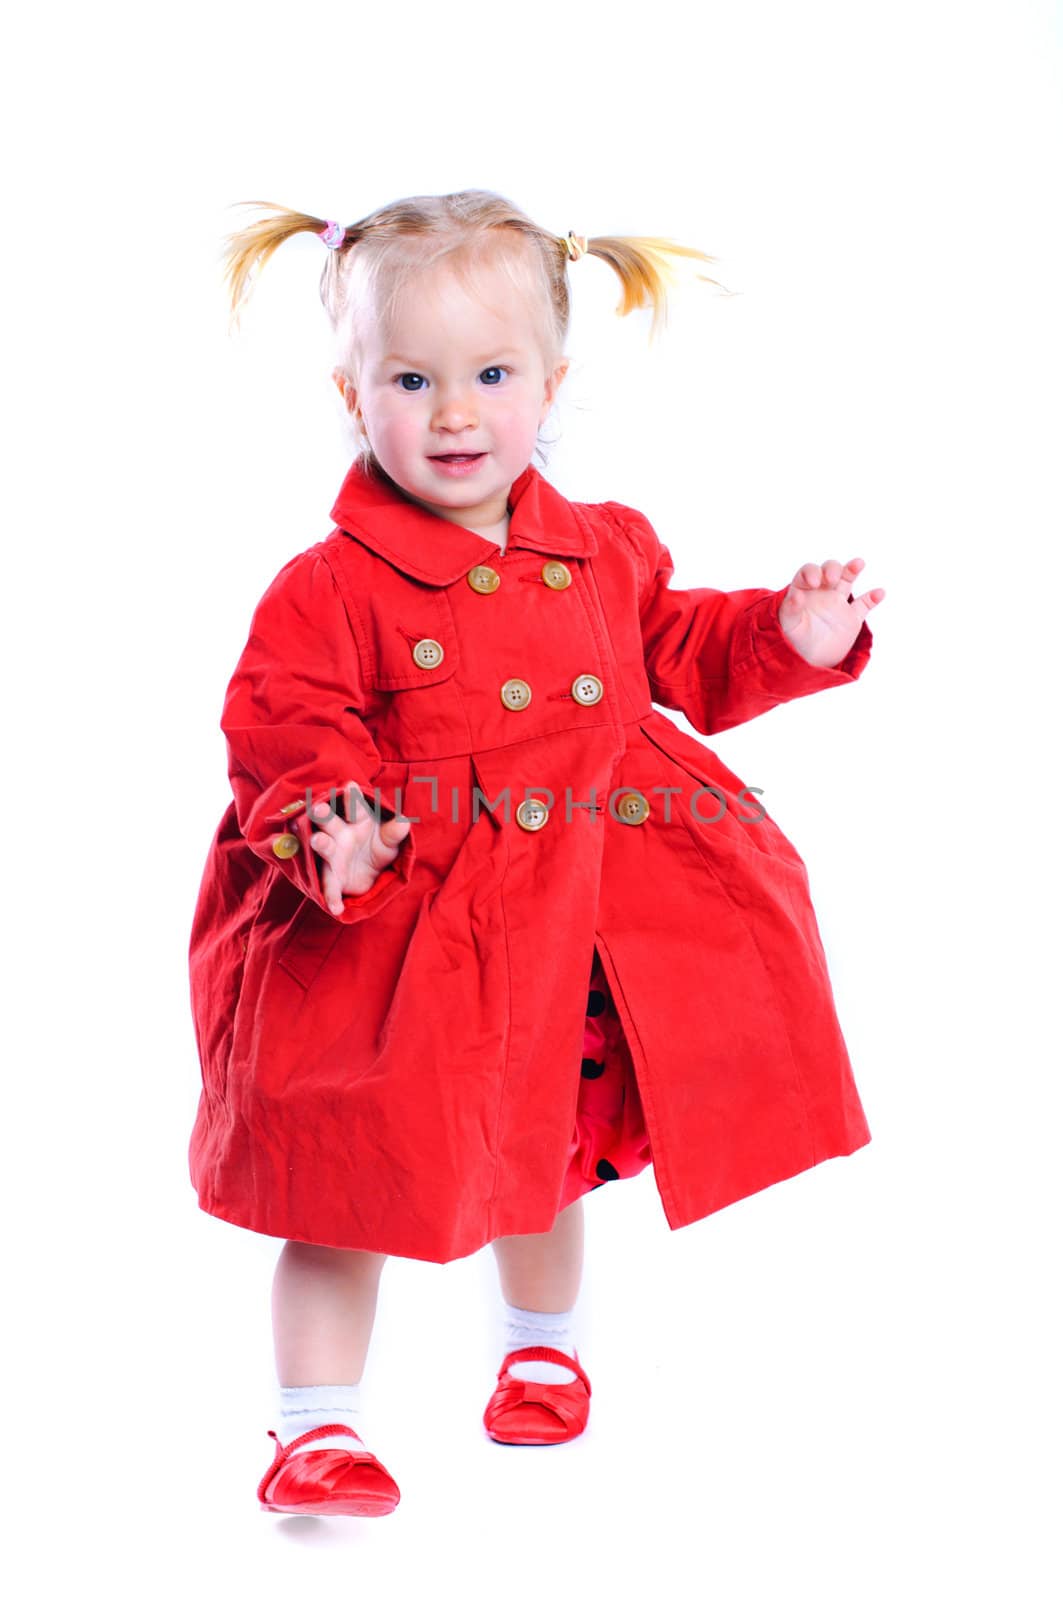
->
xmin=4 ymin=1 xmax=1060 ymax=1594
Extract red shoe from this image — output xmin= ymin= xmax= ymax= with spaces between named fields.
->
xmin=257 ymin=1424 xmax=401 ymax=1517
xmin=483 ymin=1345 xmax=592 ymax=1445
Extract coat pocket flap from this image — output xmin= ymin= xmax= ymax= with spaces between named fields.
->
xmin=364 ymin=594 xmax=460 ymax=692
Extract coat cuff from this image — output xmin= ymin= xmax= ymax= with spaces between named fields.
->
xmin=733 ymin=588 xmax=873 ymax=692
xmin=261 ymin=786 xmax=417 ymax=926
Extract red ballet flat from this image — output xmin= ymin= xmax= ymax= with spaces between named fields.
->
xmin=483 ymin=1345 xmax=592 ymax=1445
xmin=257 ymin=1423 xmax=401 ymax=1516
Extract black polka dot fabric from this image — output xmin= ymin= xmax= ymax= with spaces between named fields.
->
xmin=558 ymin=951 xmax=653 ymax=1211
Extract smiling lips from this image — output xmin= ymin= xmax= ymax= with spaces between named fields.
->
xmin=428 ymin=452 xmax=487 ymax=477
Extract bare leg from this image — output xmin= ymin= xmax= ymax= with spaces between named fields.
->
xmin=490 ymin=1196 xmax=584 ymax=1312
xmin=271 ymin=1242 xmax=388 ymax=1387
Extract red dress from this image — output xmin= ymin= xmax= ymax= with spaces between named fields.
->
xmin=562 ymin=953 xmax=652 ymax=1210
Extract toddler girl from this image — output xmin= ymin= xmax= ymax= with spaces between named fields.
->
xmin=187 ymin=189 xmax=884 ymax=1517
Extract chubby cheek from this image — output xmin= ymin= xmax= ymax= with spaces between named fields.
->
xmin=367 ymin=404 xmax=424 ymax=467
xmin=494 ymin=408 xmax=541 ymax=465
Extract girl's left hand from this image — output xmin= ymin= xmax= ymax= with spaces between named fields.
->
xmin=777 ymin=558 xmax=886 ymax=669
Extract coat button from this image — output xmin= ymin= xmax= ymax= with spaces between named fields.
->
xmin=616 ymin=790 xmax=650 ymax=826
xmin=467 ymin=564 xmax=500 ymax=593
xmin=412 ymin=637 xmax=444 ymax=669
xmin=272 ymin=832 xmax=301 ymax=858
xmin=500 ymin=677 xmax=532 ymax=710
xmin=515 ymin=797 xmax=550 ymax=831
xmin=541 ymin=560 xmax=572 ymax=590
xmin=279 ymin=799 xmax=305 ymax=815
xmin=571 ymin=673 xmax=603 ymax=705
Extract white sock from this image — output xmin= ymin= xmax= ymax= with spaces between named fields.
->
xmin=276 ymin=1382 xmax=365 ymax=1454
xmin=503 ymin=1300 xmax=580 ymax=1384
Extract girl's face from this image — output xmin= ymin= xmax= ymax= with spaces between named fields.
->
xmin=336 ymin=259 xmax=568 ymax=535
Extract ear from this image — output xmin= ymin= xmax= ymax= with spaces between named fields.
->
xmin=540 ymin=357 xmax=570 ymax=422
xmin=332 ymin=367 xmax=359 ymax=416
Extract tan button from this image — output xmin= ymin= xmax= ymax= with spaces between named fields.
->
xmin=615 ymin=791 xmax=650 ymax=826
xmin=500 ymin=678 xmax=532 ymax=711
xmin=272 ymin=832 xmax=301 ymax=858
xmin=412 ymin=637 xmax=444 ymax=669
xmin=571 ymin=673 xmax=603 ymax=706
xmin=541 ymin=560 xmax=572 ymax=590
xmin=516 ymin=798 xmax=550 ymax=832
xmin=467 ymin=564 xmax=501 ymax=594
xmin=279 ymin=799 xmax=305 ymax=815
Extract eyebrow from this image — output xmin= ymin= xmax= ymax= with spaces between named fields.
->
xmin=380 ymin=349 xmax=523 ymax=365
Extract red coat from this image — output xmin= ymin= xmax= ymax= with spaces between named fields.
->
xmin=187 ymin=458 xmax=873 ymax=1264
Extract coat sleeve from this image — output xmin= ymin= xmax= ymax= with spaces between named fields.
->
xmin=604 ymin=502 xmax=873 ymax=736
xmin=220 ymin=545 xmax=416 ymax=925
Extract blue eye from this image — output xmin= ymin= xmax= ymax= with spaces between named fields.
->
xmin=394 ymin=367 xmax=508 ymax=392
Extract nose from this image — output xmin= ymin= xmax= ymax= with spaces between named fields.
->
xmin=431 ymin=383 xmax=478 ymax=434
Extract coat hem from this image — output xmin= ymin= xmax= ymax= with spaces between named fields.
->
xmin=190 ymin=1122 xmax=871 ymax=1262
xmin=661 ymin=1126 xmax=873 ymax=1233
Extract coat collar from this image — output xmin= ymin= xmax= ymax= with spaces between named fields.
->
xmin=329 ymin=457 xmax=598 ymax=586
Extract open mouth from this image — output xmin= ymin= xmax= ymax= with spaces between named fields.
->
xmin=428 ymin=453 xmax=487 ymax=475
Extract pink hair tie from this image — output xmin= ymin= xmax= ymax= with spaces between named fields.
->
xmin=320 ymin=219 xmax=346 ymax=250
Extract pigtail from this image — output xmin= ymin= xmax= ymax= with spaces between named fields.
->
xmin=574 ymin=235 xmax=730 ymax=340
xmin=220 ymin=201 xmax=352 ymax=330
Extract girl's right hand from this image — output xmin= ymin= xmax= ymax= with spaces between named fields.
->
xmin=308 ymin=783 xmax=413 ymax=916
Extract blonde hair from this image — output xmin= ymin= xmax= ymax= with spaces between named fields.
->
xmin=220 ymin=189 xmax=729 ymax=467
